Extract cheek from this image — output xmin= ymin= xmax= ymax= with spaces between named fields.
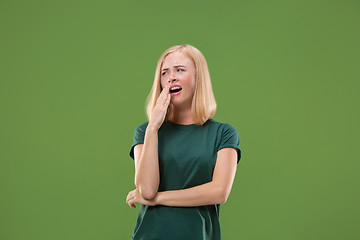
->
xmin=160 ymin=79 xmax=166 ymax=89
xmin=184 ymin=72 xmax=195 ymax=85
xmin=188 ymin=76 xmax=196 ymax=92
xmin=190 ymin=83 xmax=196 ymax=95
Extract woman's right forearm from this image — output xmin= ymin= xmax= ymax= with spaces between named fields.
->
xmin=135 ymin=86 xmax=170 ymax=200
xmin=135 ymin=125 xmax=160 ymax=200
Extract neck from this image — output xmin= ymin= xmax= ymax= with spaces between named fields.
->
xmin=169 ymin=105 xmax=194 ymax=125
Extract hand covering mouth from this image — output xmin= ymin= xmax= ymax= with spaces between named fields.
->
xmin=170 ymin=86 xmax=182 ymax=93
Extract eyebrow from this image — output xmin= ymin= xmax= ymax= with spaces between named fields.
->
xmin=161 ymin=65 xmax=186 ymax=71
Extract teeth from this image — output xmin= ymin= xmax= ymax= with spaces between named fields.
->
xmin=171 ymin=86 xmax=181 ymax=90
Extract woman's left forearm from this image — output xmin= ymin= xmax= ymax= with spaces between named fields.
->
xmin=153 ymin=180 xmax=231 ymax=207
xmin=152 ymin=149 xmax=238 ymax=207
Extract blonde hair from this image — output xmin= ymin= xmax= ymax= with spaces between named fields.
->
xmin=146 ymin=44 xmax=216 ymax=126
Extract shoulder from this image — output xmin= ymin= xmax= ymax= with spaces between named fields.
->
xmin=208 ymin=119 xmax=240 ymax=145
xmin=134 ymin=122 xmax=149 ymax=131
xmin=133 ymin=122 xmax=149 ymax=136
xmin=207 ymin=119 xmax=239 ymax=134
xmin=210 ymin=119 xmax=241 ymax=162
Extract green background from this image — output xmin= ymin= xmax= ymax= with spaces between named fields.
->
xmin=1 ymin=0 xmax=359 ymax=239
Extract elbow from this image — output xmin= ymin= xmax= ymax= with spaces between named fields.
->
xmin=214 ymin=186 xmax=231 ymax=204
xmin=215 ymin=191 xmax=228 ymax=204
xmin=217 ymin=193 xmax=229 ymax=204
xmin=135 ymin=178 xmax=159 ymax=200
xmin=139 ymin=186 xmax=157 ymax=200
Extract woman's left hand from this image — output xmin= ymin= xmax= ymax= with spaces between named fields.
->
xmin=126 ymin=188 xmax=156 ymax=208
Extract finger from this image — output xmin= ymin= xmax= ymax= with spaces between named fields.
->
xmin=157 ymin=86 xmax=170 ymax=103
xmin=161 ymin=82 xmax=171 ymax=92
xmin=160 ymin=88 xmax=171 ymax=107
xmin=165 ymin=91 xmax=171 ymax=106
xmin=127 ymin=191 xmax=134 ymax=198
xmin=126 ymin=193 xmax=134 ymax=204
xmin=127 ymin=198 xmax=136 ymax=208
xmin=160 ymin=86 xmax=169 ymax=96
xmin=127 ymin=189 xmax=136 ymax=198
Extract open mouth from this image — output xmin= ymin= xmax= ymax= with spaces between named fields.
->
xmin=170 ymin=86 xmax=182 ymax=94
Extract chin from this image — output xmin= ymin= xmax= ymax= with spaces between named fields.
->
xmin=172 ymin=100 xmax=192 ymax=108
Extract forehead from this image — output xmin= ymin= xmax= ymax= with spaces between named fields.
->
xmin=161 ymin=51 xmax=194 ymax=69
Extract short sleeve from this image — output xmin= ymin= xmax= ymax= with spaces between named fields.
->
xmin=129 ymin=122 xmax=148 ymax=160
xmin=217 ymin=123 xmax=242 ymax=163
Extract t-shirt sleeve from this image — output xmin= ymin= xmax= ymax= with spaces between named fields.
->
xmin=217 ymin=123 xmax=242 ymax=163
xmin=129 ymin=122 xmax=148 ymax=160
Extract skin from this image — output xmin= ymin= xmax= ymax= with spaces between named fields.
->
xmin=160 ymin=50 xmax=196 ymax=123
xmin=133 ymin=86 xmax=171 ymax=200
xmin=126 ymin=50 xmax=238 ymax=208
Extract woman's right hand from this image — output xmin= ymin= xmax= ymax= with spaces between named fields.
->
xmin=148 ymin=86 xmax=171 ymax=130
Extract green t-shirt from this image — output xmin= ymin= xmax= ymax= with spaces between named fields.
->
xmin=129 ymin=119 xmax=241 ymax=240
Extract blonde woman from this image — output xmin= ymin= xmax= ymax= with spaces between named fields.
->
xmin=126 ymin=44 xmax=241 ymax=240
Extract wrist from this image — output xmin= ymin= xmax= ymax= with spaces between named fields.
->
xmin=147 ymin=123 xmax=159 ymax=132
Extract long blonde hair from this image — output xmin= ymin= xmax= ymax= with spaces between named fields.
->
xmin=146 ymin=44 xmax=216 ymax=126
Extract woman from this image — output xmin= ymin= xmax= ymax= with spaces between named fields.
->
xmin=126 ymin=44 xmax=241 ymax=240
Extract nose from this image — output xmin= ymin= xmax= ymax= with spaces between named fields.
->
xmin=167 ymin=73 xmax=177 ymax=83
